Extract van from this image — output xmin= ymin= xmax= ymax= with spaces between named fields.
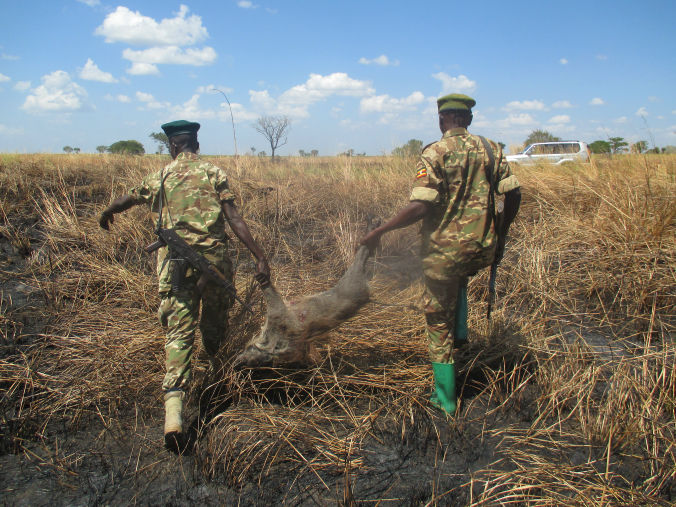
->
xmin=506 ymin=141 xmax=590 ymax=165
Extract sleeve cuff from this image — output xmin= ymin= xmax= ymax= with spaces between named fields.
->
xmin=128 ymin=187 xmax=149 ymax=205
xmin=410 ymin=186 xmax=439 ymax=203
xmin=497 ymin=175 xmax=520 ymax=194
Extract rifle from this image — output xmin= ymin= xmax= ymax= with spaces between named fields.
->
xmin=479 ymin=136 xmax=504 ymax=321
xmin=487 ymin=260 xmax=498 ymax=320
xmin=145 ymin=229 xmax=254 ymax=314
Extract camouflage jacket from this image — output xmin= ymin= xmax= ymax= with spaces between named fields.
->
xmin=129 ymin=152 xmax=236 ymax=292
xmin=410 ymin=128 xmax=520 ymax=280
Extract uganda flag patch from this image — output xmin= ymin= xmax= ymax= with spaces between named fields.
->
xmin=416 ymin=167 xmax=427 ymax=179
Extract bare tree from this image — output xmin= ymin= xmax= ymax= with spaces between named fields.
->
xmin=253 ymin=115 xmax=290 ymax=160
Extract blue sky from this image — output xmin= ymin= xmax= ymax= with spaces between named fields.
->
xmin=1 ymin=0 xmax=674 ymax=155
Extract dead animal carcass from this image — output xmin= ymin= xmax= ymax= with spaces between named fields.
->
xmin=235 ymin=242 xmax=374 ymax=367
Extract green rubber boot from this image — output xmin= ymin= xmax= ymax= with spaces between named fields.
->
xmin=454 ymin=283 xmax=468 ymax=348
xmin=429 ymin=362 xmax=457 ymax=416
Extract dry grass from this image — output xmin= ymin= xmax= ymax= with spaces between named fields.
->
xmin=1 ymin=152 xmax=674 ymax=504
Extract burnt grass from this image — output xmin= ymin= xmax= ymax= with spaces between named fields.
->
xmin=0 ymin=229 xmax=523 ymax=505
xmin=1 ymin=155 xmax=674 ymax=505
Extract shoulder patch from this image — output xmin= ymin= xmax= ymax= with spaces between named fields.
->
xmin=416 ymin=167 xmax=428 ymax=179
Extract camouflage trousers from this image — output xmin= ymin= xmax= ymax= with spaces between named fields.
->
xmin=423 ymin=275 xmax=469 ymax=363
xmin=158 ymin=275 xmax=233 ymax=392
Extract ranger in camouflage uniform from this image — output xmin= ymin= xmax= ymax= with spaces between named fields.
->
xmin=99 ymin=120 xmax=270 ymax=448
xmin=360 ymin=94 xmax=521 ymax=416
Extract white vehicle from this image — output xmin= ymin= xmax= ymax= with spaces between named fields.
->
xmin=506 ymin=141 xmax=590 ymax=165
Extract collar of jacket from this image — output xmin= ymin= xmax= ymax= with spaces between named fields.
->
xmin=176 ymin=151 xmax=199 ymax=161
xmin=442 ymin=127 xmax=468 ymax=138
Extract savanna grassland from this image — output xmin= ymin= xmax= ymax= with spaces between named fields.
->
xmin=0 ymin=152 xmax=674 ymax=505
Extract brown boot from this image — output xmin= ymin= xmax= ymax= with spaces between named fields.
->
xmin=164 ymin=390 xmax=184 ymax=449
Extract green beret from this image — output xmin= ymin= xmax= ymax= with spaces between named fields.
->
xmin=437 ymin=94 xmax=476 ymax=113
xmin=161 ymin=120 xmax=200 ymax=138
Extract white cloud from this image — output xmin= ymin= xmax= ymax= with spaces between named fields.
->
xmin=0 ymin=124 xmax=23 ymax=135
xmin=648 ymin=96 xmax=659 ymax=102
xmin=122 ymin=46 xmax=217 ymax=67
xmin=127 ymin=63 xmax=160 ymax=75
xmin=503 ymin=100 xmax=546 ymax=112
xmin=172 ymin=93 xmax=209 ymax=118
xmin=135 ymin=91 xmax=169 ymax=110
xmin=249 ymin=89 xmax=277 ymax=110
xmin=77 ymin=0 xmax=100 ymax=6
xmin=636 ymin=107 xmax=648 ymax=116
xmin=360 ymin=91 xmax=425 ymax=113
xmin=247 ymin=73 xmax=374 ymax=118
xmin=552 ymin=124 xmax=576 ymax=134
xmin=0 ymin=73 xmax=9 ymax=82
xmin=596 ymin=54 xmax=607 ymax=60
xmin=615 ymin=116 xmax=628 ymax=124
xmin=105 ymin=93 xmax=130 ymax=102
xmin=547 ymin=114 xmax=570 ymax=125
xmin=266 ymin=8 xmax=278 ymax=14
xmin=95 ymin=5 xmax=207 ymax=47
xmin=283 ymin=73 xmax=374 ymax=101
xmin=560 ymin=58 xmax=568 ymax=65
xmin=672 ymin=110 xmax=676 ymax=115
xmin=1 ymin=53 xmax=19 ymax=61
xmin=590 ymin=97 xmax=605 ymax=106
xmin=96 ymin=6 xmax=216 ymax=75
xmin=552 ymin=100 xmax=573 ymax=108
xmin=237 ymin=1 xmax=257 ymax=8
xmin=170 ymin=93 xmax=257 ymax=123
xmin=256 ymin=72 xmax=374 ymax=117
xmin=496 ymin=113 xmax=537 ymax=128
xmin=359 ymin=54 xmax=399 ymax=66
xmin=79 ymin=58 xmax=118 ymax=83
xmin=22 ymin=71 xmax=90 ymax=113
xmin=136 ymin=91 xmax=154 ymax=102
xmin=432 ymin=72 xmax=476 ymax=94
xmin=14 ymin=81 xmax=31 ymax=92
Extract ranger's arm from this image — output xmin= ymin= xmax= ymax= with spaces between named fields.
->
xmin=99 ymin=194 xmax=137 ymax=230
xmin=222 ymin=201 xmax=271 ymax=286
xmin=358 ymin=200 xmax=430 ymax=250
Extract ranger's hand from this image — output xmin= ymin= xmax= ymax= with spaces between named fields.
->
xmin=358 ymin=229 xmax=382 ymax=251
xmin=99 ymin=209 xmax=114 ymax=230
xmin=255 ymin=258 xmax=271 ymax=288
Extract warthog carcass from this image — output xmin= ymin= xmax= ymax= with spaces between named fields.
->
xmin=235 ymin=241 xmax=374 ymax=367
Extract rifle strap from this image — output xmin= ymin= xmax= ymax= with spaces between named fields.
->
xmin=156 ymin=168 xmax=169 ymax=233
